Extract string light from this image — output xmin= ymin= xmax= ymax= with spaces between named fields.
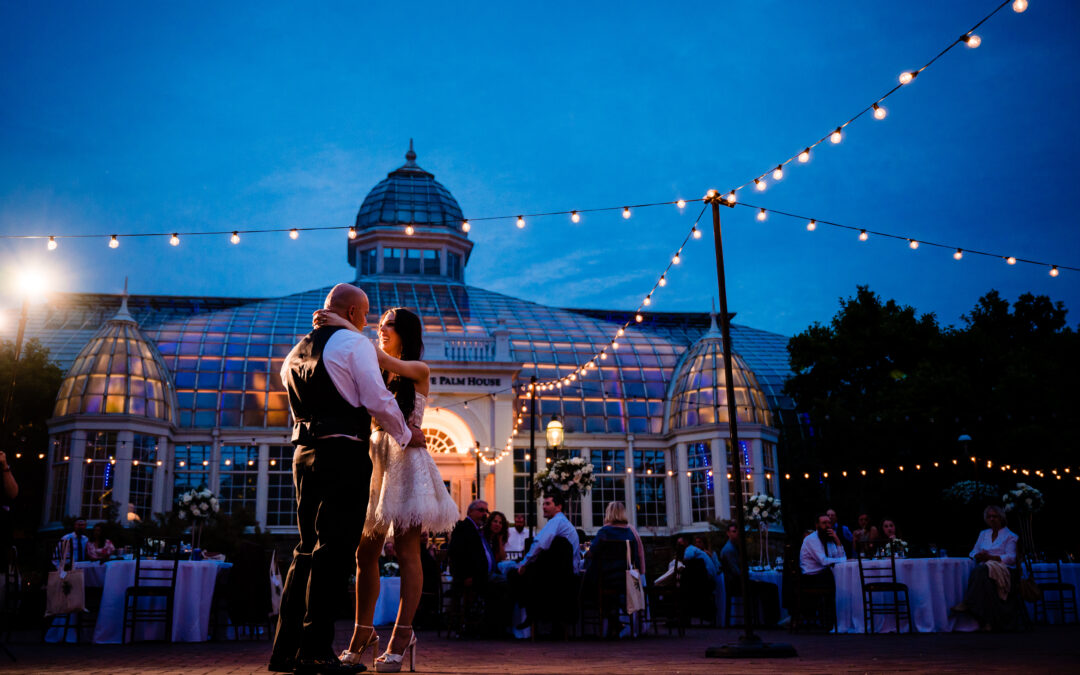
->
xmin=348 ymin=227 xmax=357 ymax=239
xmin=963 ymin=34 xmax=982 ymax=48
xmin=462 ymin=220 xmax=471 ymax=232
xmin=899 ymin=71 xmax=916 ymax=85
xmin=807 ymin=219 xmax=817 ymax=231
xmin=47 ymin=236 xmax=57 ymax=250
xmin=677 ymin=200 xmax=686 ymax=209
xmin=672 ymin=253 xmax=681 ymax=264
xmin=798 ymin=149 xmax=810 ymax=163
xmin=692 ymin=227 xmax=701 ymax=239
xmin=954 ymin=249 xmax=964 ymax=260
xmin=1050 ymin=266 xmax=1060 ymax=277
xmin=570 ymin=211 xmax=580 ymax=223
xmin=859 ymin=230 xmax=868 ymax=241
xmin=109 ymin=235 xmax=119 ymax=249
xmin=830 ymin=127 xmax=843 ymax=144
xmin=772 ymin=165 xmax=784 ymax=181
xmin=757 ymin=208 xmax=767 ymax=221
xmin=873 ymin=103 xmax=887 ymax=120
xmin=755 ymin=178 xmax=766 ymax=191
xmin=1013 ymin=0 xmax=1027 ymax=13
xmin=726 ymin=191 xmax=737 ymax=204
xmin=658 ymin=276 xmax=666 ymax=287
xmin=170 ymin=233 xmax=180 ymax=246
xmin=1006 ymin=256 xmax=1017 ymax=265
xmin=623 ymin=207 xmax=631 ymax=219
xmin=289 ymin=229 xmax=299 ymax=240
xmin=516 ymin=216 xmax=525 ymax=229
xmin=909 ymin=239 xmax=919 ymax=249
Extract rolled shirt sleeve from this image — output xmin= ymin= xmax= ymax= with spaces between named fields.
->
xmin=322 ymin=331 xmax=411 ymax=448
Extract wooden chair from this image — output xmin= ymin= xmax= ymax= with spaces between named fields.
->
xmin=579 ymin=540 xmax=637 ymax=639
xmin=857 ymin=550 xmax=914 ymax=634
xmin=122 ymin=538 xmax=181 ymax=643
xmin=1031 ymin=561 xmax=1078 ymax=625
xmin=723 ymin=574 xmax=745 ymax=628
xmin=790 ymin=571 xmax=838 ymax=633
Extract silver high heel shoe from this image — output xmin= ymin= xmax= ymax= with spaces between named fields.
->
xmin=339 ymin=624 xmax=380 ymax=668
xmin=374 ymin=626 xmax=416 ymax=673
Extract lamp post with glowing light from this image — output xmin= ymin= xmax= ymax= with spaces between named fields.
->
xmin=528 ymin=375 xmax=537 ymax=538
xmin=704 ymin=194 xmax=795 ymax=660
xmin=546 ymin=415 xmax=564 ymax=452
xmin=3 ymin=269 xmax=48 ymax=437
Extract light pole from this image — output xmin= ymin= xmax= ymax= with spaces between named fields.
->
xmin=528 ymin=375 xmax=537 ymax=539
xmin=545 ymin=414 xmax=564 ymax=454
xmin=704 ymin=194 xmax=795 ymax=660
xmin=2 ymin=269 xmax=49 ymax=436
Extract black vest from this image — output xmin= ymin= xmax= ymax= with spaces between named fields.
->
xmin=283 ymin=325 xmax=372 ymax=446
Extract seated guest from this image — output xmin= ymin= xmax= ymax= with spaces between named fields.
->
xmin=720 ymin=523 xmax=780 ymax=625
xmin=585 ymin=501 xmax=644 ymax=635
xmin=880 ymin=518 xmax=901 ymax=542
xmin=512 ymin=494 xmax=580 ymax=628
xmin=449 ymin=500 xmax=493 ymax=590
xmin=953 ymin=505 xmax=1023 ymax=631
xmin=487 ymin=510 xmax=517 ymax=576
xmin=590 ymin=502 xmax=644 ymax=575
xmin=506 ymin=513 xmax=528 ymax=557
xmin=378 ymin=538 xmax=399 ymax=574
xmin=86 ymin=523 xmax=115 ymax=561
xmin=852 ymin=513 xmax=879 ymax=556
xmin=694 ymin=534 xmax=721 ymax=572
xmin=53 ymin=517 xmax=89 ymax=566
xmin=682 ymin=535 xmax=720 ymax=577
xmin=826 ymin=508 xmax=854 ymax=558
xmin=798 ymin=514 xmax=847 ymax=627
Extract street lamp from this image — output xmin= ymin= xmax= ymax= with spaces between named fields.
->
xmin=545 ymin=414 xmax=564 ymax=450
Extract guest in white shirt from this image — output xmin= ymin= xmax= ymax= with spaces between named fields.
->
xmin=954 ymin=505 xmax=1024 ymax=631
xmin=516 ymin=495 xmax=581 ymax=575
xmin=506 ymin=514 xmax=528 ymax=557
xmin=800 ymin=515 xmax=848 ymax=576
xmin=511 ymin=494 xmax=581 ymax=633
xmin=53 ymin=518 xmax=89 ymax=567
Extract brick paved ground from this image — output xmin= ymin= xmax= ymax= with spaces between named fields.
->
xmin=3 ymin=624 xmax=1078 ymax=674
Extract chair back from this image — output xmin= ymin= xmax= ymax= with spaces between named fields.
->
xmin=588 ymin=539 xmax=630 ymax=592
xmin=133 ymin=537 xmax=181 ymax=590
xmin=227 ymin=540 xmax=271 ymax=623
xmin=1031 ymin=561 xmax=1063 ymax=586
xmin=857 ymin=548 xmax=898 ymax=588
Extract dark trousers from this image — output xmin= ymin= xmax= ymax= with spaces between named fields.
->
xmin=271 ymin=438 xmax=371 ymax=662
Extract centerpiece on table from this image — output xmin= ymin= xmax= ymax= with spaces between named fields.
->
xmin=176 ymin=488 xmax=220 ymax=558
xmin=1003 ymin=482 xmax=1044 ymax=558
xmin=877 ymin=537 xmax=909 ymax=558
xmin=743 ymin=493 xmax=781 ymax=568
xmin=534 ymin=457 xmax=595 ymax=517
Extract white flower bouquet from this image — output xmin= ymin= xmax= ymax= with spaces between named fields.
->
xmin=176 ymin=488 xmax=220 ymax=522
xmin=942 ymin=480 xmax=999 ymax=505
xmin=878 ymin=538 xmax=909 ymax=558
xmin=1003 ymin=483 xmax=1044 ymax=514
xmin=743 ymin=493 xmax=781 ymax=526
xmin=381 ymin=561 xmax=400 ymax=577
xmin=535 ymin=456 xmax=595 ymax=499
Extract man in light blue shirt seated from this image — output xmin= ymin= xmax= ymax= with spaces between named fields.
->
xmin=516 ymin=494 xmax=581 ymax=575
xmin=682 ymin=537 xmax=720 ymax=577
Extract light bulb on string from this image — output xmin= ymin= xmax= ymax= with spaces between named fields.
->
xmin=873 ymin=103 xmax=887 ymax=120
xmin=635 ymin=314 xmax=643 ymax=323
xmin=756 ymin=208 xmax=767 ymax=222
xmin=963 ymin=34 xmax=981 ymax=48
xmin=658 ymin=276 xmax=666 ymax=287
xmin=643 ymin=296 xmax=651 ymax=306
xmin=909 ymin=239 xmax=919 ymax=250
xmin=754 ymin=178 xmax=766 ymax=191
xmin=899 ymin=71 xmax=916 ymax=85
xmin=672 ymin=253 xmax=681 ymax=265
xmin=47 ymin=236 xmax=57 ymax=250
xmin=830 ymin=128 xmax=843 ymax=144
xmin=230 ymin=231 xmax=240 ymax=244
xmin=109 ymin=235 xmax=119 ymax=249
xmin=798 ymin=148 xmax=810 ymax=163
xmin=461 ymin=220 xmax=471 ymax=232
xmin=954 ymin=249 xmax=963 ymax=260
xmin=348 ymin=227 xmax=357 ymax=239
xmin=289 ymin=229 xmax=299 ymax=240
xmin=1006 ymin=256 xmax=1017 ymax=265
xmin=617 ymin=327 xmax=625 ymax=336
xmin=772 ymin=165 xmax=784 ymax=181
xmin=676 ymin=199 xmax=686 ymax=209
xmin=169 ymin=233 xmax=180 ymax=246
xmin=570 ymin=211 xmax=580 ymax=223
xmin=1013 ymin=0 xmax=1027 ymax=13
xmin=405 ymin=224 xmax=415 ymax=236
xmin=726 ymin=191 xmax=737 ymax=204
xmin=516 ymin=216 xmax=525 ymax=229
xmin=806 ymin=220 xmax=816 ymax=231
xmin=859 ymin=230 xmax=868 ymax=241
xmin=1050 ymin=266 xmax=1060 ymax=277
xmin=692 ymin=227 xmax=701 ymax=239
xmin=622 ymin=207 xmax=631 ymax=219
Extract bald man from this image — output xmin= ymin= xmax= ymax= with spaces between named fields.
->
xmin=271 ymin=284 xmax=422 ymax=674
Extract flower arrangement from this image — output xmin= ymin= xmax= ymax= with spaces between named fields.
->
xmin=381 ymin=561 xmax=400 ymax=577
xmin=743 ymin=493 xmax=781 ymax=526
xmin=1003 ymin=483 xmax=1044 ymax=514
xmin=534 ymin=457 xmax=595 ymax=499
xmin=941 ymin=480 xmax=999 ymax=505
xmin=176 ymin=488 xmax=220 ymax=522
xmin=878 ymin=538 xmax=909 ymax=558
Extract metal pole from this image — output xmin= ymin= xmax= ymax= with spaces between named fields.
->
xmin=710 ymin=197 xmax=758 ymax=642
xmin=1 ymin=297 xmax=30 ymax=431
xmin=475 ymin=442 xmax=482 ymax=501
xmin=529 ymin=375 xmax=537 ymax=539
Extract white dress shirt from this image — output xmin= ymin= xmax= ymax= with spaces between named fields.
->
xmin=53 ymin=532 xmax=89 ymax=565
xmin=800 ymin=531 xmax=848 ymax=575
xmin=506 ymin=526 xmax=528 ymax=553
xmin=282 ymin=329 xmax=411 ymax=449
xmin=520 ymin=512 xmax=581 ymax=573
xmin=969 ymin=527 xmax=1018 ymax=567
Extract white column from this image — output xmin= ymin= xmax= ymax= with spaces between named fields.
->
xmin=114 ymin=431 xmax=135 ymax=525
xmin=623 ymin=437 xmax=637 ymax=530
xmin=66 ymin=430 xmax=87 ymax=521
xmin=675 ymin=442 xmax=690 ymax=527
xmin=256 ymin=443 xmax=270 ymax=527
xmin=713 ymin=435 xmax=730 ymax=520
xmin=750 ymin=438 xmax=766 ymax=495
xmin=152 ymin=435 xmax=170 ymax=515
xmin=580 ymin=447 xmax=593 ymax=529
xmin=210 ymin=429 xmax=221 ymax=494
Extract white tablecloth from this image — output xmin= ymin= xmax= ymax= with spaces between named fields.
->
xmin=1029 ymin=562 xmax=1080 ymax=624
xmin=88 ymin=559 xmax=230 ymax=643
xmin=713 ymin=569 xmax=784 ymax=626
xmin=373 ymin=576 xmax=401 ymax=626
xmin=833 ymin=557 xmax=979 ymax=634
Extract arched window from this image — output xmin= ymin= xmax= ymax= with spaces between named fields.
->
xmin=423 ymin=428 xmax=458 ymax=455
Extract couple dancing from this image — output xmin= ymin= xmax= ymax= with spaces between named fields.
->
xmin=270 ymin=284 xmax=459 ymax=674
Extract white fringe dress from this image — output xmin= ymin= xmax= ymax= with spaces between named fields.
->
xmin=365 ymin=392 xmax=460 ymax=537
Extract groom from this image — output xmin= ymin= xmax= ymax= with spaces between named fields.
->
xmin=270 ymin=284 xmax=420 ymax=674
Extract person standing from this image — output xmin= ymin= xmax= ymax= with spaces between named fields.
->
xmin=506 ymin=513 xmax=528 ymax=557
xmin=269 ymin=284 xmax=418 ymax=675
xmin=53 ymin=517 xmax=88 ymax=566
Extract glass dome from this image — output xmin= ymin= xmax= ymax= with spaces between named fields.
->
xmin=354 ymin=140 xmax=465 ymax=230
xmin=53 ymin=299 xmax=177 ymax=423
xmin=667 ymin=316 xmax=773 ymax=431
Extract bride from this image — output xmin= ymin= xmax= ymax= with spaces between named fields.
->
xmin=315 ymin=306 xmax=459 ymax=673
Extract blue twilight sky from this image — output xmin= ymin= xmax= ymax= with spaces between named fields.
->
xmin=2 ymin=1 xmax=1078 ymax=338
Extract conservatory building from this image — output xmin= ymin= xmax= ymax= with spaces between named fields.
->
xmin=20 ymin=143 xmax=794 ymax=535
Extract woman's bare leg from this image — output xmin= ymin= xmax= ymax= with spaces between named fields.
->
xmin=387 ymin=526 xmax=423 ymax=652
xmin=348 ymin=532 xmax=385 ymax=651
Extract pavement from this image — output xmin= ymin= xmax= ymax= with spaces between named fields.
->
xmin=2 ymin=624 xmax=1079 ymax=674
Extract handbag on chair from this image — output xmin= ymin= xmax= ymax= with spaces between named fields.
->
xmin=45 ymin=540 xmax=86 ymax=617
xmin=625 ymin=541 xmax=645 ymax=614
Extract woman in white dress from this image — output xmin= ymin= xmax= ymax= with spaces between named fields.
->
xmin=315 ymin=306 xmax=459 ymax=672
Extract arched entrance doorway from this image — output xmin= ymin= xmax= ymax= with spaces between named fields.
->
xmin=419 ymin=406 xmax=476 ymax=519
